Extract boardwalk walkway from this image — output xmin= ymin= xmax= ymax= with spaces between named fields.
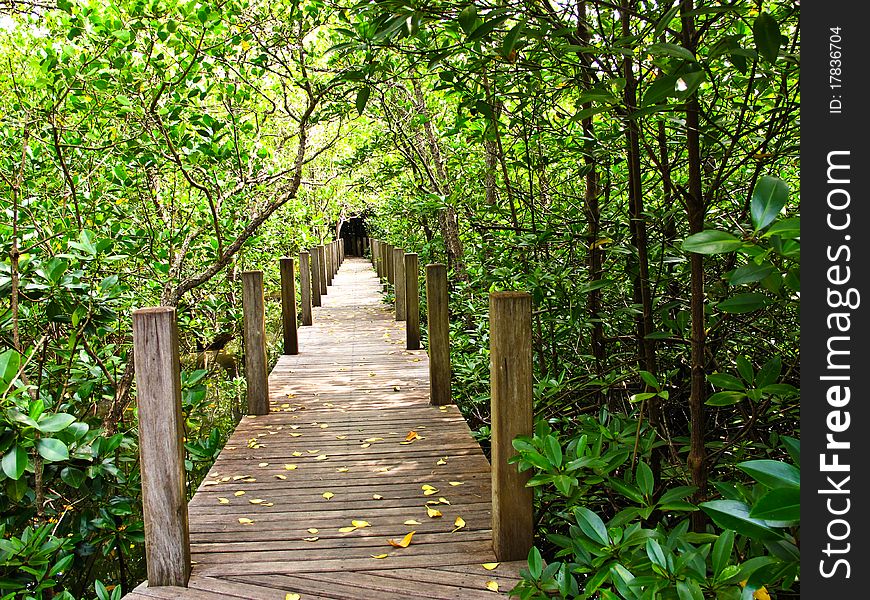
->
xmin=126 ymin=257 xmax=525 ymax=599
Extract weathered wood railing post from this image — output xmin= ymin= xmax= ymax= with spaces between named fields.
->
xmin=385 ymin=243 xmax=394 ymax=285
xmin=425 ymin=264 xmax=451 ymax=406
xmin=340 ymin=239 xmax=345 ymax=263
xmin=317 ymin=245 xmax=328 ymax=296
xmin=242 ymin=271 xmax=269 ymax=415
xmin=393 ymin=247 xmax=406 ymax=321
xmin=299 ymin=250 xmax=313 ymax=325
xmin=489 ymin=291 xmax=533 ymax=561
xmin=280 ymin=257 xmax=299 ymax=354
xmin=405 ymin=253 xmax=420 ymax=350
xmin=325 ymin=242 xmax=334 ymax=287
xmin=311 ymin=247 xmax=323 ymax=307
xmin=133 ymin=307 xmax=191 ymax=587
xmin=372 ymin=239 xmax=379 ymax=274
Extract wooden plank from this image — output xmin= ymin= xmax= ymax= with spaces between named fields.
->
xmin=280 ymin=257 xmax=299 ymax=354
xmin=132 ymin=308 xmax=191 ymax=587
xmin=425 ymin=264 xmax=451 ymax=406
xmin=299 ymin=250 xmax=313 ymax=325
xmin=489 ymin=292 xmax=533 ymax=561
xmin=242 ymin=271 xmax=269 ymax=415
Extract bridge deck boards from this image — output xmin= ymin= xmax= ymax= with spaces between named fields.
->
xmin=127 ymin=257 xmax=523 ymax=598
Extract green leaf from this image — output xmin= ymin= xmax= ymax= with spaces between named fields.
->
xmin=750 ymin=176 xmax=789 ymax=230
xmin=36 ymin=413 xmax=76 ymax=433
xmin=457 ymin=5 xmax=478 ymax=34
xmin=707 ymin=373 xmax=745 ymax=391
xmin=736 ymin=356 xmax=754 ymax=384
xmin=737 ymin=459 xmax=799 ymax=489
xmin=501 ymin=20 xmax=525 ymax=57
xmin=676 ymin=579 xmax=704 ymax=600
xmin=355 ymin=87 xmax=371 ymax=116
xmin=1 ymin=445 xmax=27 ymax=480
xmin=36 ymin=438 xmax=69 ymax=462
xmin=636 ymin=461 xmax=654 ymax=497
xmin=749 ymin=487 xmax=800 ymax=521
xmin=609 ymin=478 xmax=644 ymax=503
xmin=753 ymin=12 xmax=781 ymax=63
xmin=705 ymin=391 xmax=746 ymax=406
xmin=647 ymin=43 xmax=696 ymax=62
xmin=682 ymin=230 xmax=743 ymax=254
xmin=763 ymin=217 xmax=799 ymax=239
xmin=712 ymin=530 xmax=734 ymax=577
xmin=573 ymin=506 xmax=609 ymax=546
xmin=646 ymin=539 xmax=668 ymax=571
xmin=716 ymin=293 xmax=767 ymax=313
xmin=700 ymin=500 xmax=783 ymax=540
xmin=60 ymin=466 xmax=86 ymax=488
xmin=638 ymin=370 xmax=659 ymax=389
xmin=755 ymin=356 xmax=781 ymax=388
xmin=544 ymin=436 xmax=563 ymax=468
xmin=642 ymin=74 xmax=679 ymax=106
xmin=467 ymin=15 xmax=510 ymax=43
xmin=728 ymin=263 xmax=775 ymax=285
xmin=528 ymin=546 xmax=543 ymax=579
xmin=0 ymin=349 xmax=21 ymax=385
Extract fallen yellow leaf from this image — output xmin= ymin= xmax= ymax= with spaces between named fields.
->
xmin=262 ymin=502 xmax=274 ymax=506
xmin=372 ymin=494 xmax=384 ymax=500
xmin=315 ymin=455 xmax=328 ymax=461
xmin=274 ymin=474 xmax=287 ymax=480
xmin=258 ymin=462 xmax=269 ymax=467
xmin=322 ymin=491 xmax=335 ymax=500
xmin=360 ymin=443 xmax=371 ymax=449
xmin=452 ymin=516 xmax=466 ymax=532
xmin=289 ymin=433 xmax=302 ymax=437
xmin=371 ymin=554 xmax=389 ymax=559
xmin=436 ymin=458 xmax=447 ymax=466
xmin=307 ymin=528 xmax=319 ymax=534
xmin=292 ymin=451 xmax=303 ymax=457
xmin=335 ymin=435 xmax=348 ymax=440
xmin=482 ymin=563 xmax=500 ymax=570
xmin=352 ymin=520 xmax=371 ymax=528
xmin=438 ymin=497 xmax=451 ymax=505
xmin=426 ymin=506 xmax=443 ymax=518
xmin=284 ymin=464 xmax=298 ymax=471
xmin=337 ymin=467 xmax=349 ymax=473
xmin=364 ymin=437 xmax=384 ymax=443
xmin=286 ymin=594 xmax=301 ymax=600
xmin=249 ymin=498 xmax=264 ymax=504
xmin=404 ymin=520 xmax=422 ymax=525
xmin=290 ymin=425 xmax=300 ymax=429
xmin=405 ymin=431 xmax=418 ymax=441
xmin=338 ymin=526 xmax=357 ymax=533
xmin=485 ymin=580 xmax=499 ymax=592
xmin=233 ymin=491 xmax=245 ymax=497
xmin=388 ymin=531 xmax=415 ymax=548
xmin=303 ymin=536 xmax=319 ymax=542
xmin=238 ymin=518 xmax=254 ymax=525
xmin=448 ymin=481 xmax=464 ymax=486
xmin=307 ymin=450 xmax=320 ymax=454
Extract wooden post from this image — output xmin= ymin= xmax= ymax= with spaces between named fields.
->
xmin=393 ymin=247 xmax=406 ymax=321
xmin=489 ymin=291 xmax=533 ymax=561
xmin=317 ymin=245 xmax=328 ymax=296
xmin=405 ymin=253 xmax=420 ymax=350
xmin=385 ymin=243 xmax=394 ymax=284
xmin=280 ymin=257 xmax=298 ymax=354
xmin=299 ymin=251 xmax=313 ymax=325
xmin=132 ymin=307 xmax=191 ymax=587
xmin=340 ymin=239 xmax=345 ymax=263
xmin=311 ymin=247 xmax=323 ymax=307
xmin=426 ymin=264 xmax=451 ymax=406
xmin=325 ymin=242 xmax=334 ymax=286
xmin=242 ymin=271 xmax=269 ymax=415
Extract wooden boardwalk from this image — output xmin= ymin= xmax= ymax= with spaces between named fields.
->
xmin=126 ymin=257 xmax=525 ymax=599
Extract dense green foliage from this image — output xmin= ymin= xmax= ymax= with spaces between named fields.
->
xmin=1 ymin=0 xmax=798 ymax=598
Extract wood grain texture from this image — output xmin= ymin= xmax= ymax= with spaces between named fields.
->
xmin=125 ymin=259 xmax=522 ymax=598
xmin=317 ymin=245 xmax=328 ymax=296
xmin=132 ymin=308 xmax=191 ymax=587
xmin=405 ymin=253 xmax=420 ymax=350
xmin=299 ymin=251 xmax=313 ymax=325
xmin=425 ymin=264 xmax=451 ymax=407
xmin=489 ymin=292 xmax=533 ymax=561
xmin=311 ymin=246 xmax=323 ymax=307
xmin=325 ymin=242 xmax=334 ymax=286
xmin=242 ymin=271 xmax=269 ymax=416
xmin=393 ymin=247 xmax=406 ymax=321
xmin=279 ymin=258 xmax=299 ymax=355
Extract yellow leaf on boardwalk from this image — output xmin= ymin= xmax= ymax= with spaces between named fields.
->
xmin=360 ymin=443 xmax=371 ymax=449
xmin=452 ymin=516 xmax=466 ymax=532
xmin=289 ymin=433 xmax=302 ymax=437
xmin=233 ymin=491 xmax=245 ymax=497
xmin=315 ymin=454 xmax=328 ymax=461
xmin=388 ymin=531 xmax=415 ymax=548
xmin=284 ymin=464 xmax=298 ymax=470
xmin=485 ymin=580 xmax=499 ymax=592
xmin=292 ymin=451 xmax=303 ymax=457
xmin=371 ymin=554 xmax=389 ymax=559
xmin=338 ymin=526 xmax=357 ymax=533
xmin=286 ymin=594 xmax=301 ymax=600
xmin=303 ymin=537 xmax=319 ymax=542
xmin=372 ymin=494 xmax=383 ymax=500
xmin=404 ymin=520 xmax=422 ymax=525
xmin=364 ymin=437 xmax=384 ymax=443
xmin=307 ymin=528 xmax=319 ymax=534
xmin=438 ymin=497 xmax=451 ymax=505
xmin=405 ymin=431 xmax=419 ymax=442
xmin=337 ymin=467 xmax=349 ymax=473
xmin=436 ymin=458 xmax=447 ymax=466
xmin=238 ymin=518 xmax=254 ymax=525
xmin=322 ymin=492 xmax=334 ymax=500
xmin=352 ymin=520 xmax=371 ymax=528
xmin=335 ymin=435 xmax=348 ymax=440
xmin=258 ymin=462 xmax=269 ymax=467
xmin=426 ymin=506 xmax=442 ymax=518
xmin=274 ymin=474 xmax=287 ymax=480
xmin=448 ymin=481 xmax=464 ymax=486
xmin=249 ymin=498 xmax=264 ymax=504
xmin=482 ymin=563 xmax=500 ymax=570
xmin=217 ymin=497 xmax=229 ymax=504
